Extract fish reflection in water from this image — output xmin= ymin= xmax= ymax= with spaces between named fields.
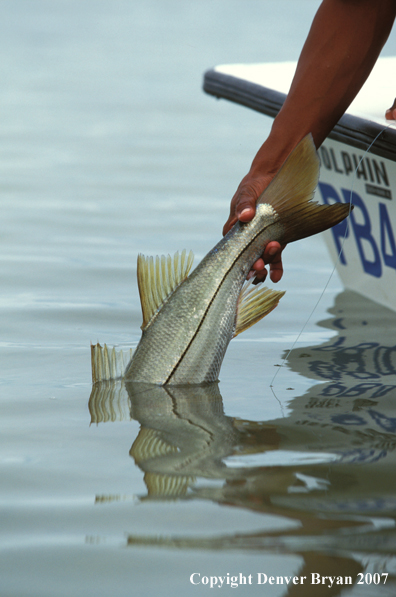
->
xmin=88 ymin=291 xmax=396 ymax=595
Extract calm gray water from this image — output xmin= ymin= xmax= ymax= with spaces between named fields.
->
xmin=2 ymin=2 xmax=396 ymax=596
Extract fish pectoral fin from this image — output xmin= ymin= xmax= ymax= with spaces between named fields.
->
xmin=137 ymin=249 xmax=194 ymax=329
xmin=91 ymin=342 xmax=133 ymax=383
xmin=233 ymin=282 xmax=285 ymax=338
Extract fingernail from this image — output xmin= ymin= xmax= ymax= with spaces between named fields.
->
xmin=268 ymin=246 xmax=278 ymax=256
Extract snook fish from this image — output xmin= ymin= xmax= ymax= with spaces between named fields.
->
xmin=91 ymin=135 xmax=350 ymax=386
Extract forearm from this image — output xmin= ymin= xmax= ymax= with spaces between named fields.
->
xmin=251 ymin=0 xmax=396 ymax=176
xmin=224 ymin=0 xmax=396 ymax=281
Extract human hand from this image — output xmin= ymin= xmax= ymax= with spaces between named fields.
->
xmin=385 ymin=98 xmax=396 ymax=120
xmin=223 ymin=172 xmax=285 ymax=284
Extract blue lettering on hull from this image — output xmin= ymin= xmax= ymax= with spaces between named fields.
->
xmin=318 ymin=182 xmax=396 ymax=278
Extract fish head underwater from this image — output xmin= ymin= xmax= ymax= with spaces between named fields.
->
xmin=91 ymin=135 xmax=351 ymax=386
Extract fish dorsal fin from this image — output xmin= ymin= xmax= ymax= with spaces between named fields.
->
xmin=257 ymin=134 xmax=351 ymax=242
xmin=91 ymin=342 xmax=133 ymax=383
xmin=233 ymin=281 xmax=285 ymax=338
xmin=144 ymin=472 xmax=195 ymax=498
xmin=137 ymin=249 xmax=194 ymax=329
xmin=130 ymin=427 xmax=178 ymax=462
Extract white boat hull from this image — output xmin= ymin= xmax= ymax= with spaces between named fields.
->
xmin=203 ymin=58 xmax=396 ymax=311
xmin=319 ymin=137 xmax=396 ymax=311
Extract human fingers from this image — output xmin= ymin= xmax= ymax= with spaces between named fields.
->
xmin=250 ymin=242 xmax=285 ymax=284
xmin=223 ymin=191 xmax=256 ymax=236
xmin=223 ymin=174 xmax=272 ymax=236
xmin=265 ymin=242 xmax=284 ymax=283
xmin=385 ymin=98 xmax=396 ymax=120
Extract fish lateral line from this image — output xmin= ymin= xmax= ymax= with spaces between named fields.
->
xmin=163 ymin=218 xmax=288 ymax=383
xmin=92 ymin=135 xmax=352 ymax=386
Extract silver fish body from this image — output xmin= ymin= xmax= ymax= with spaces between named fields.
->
xmin=125 ymin=204 xmax=281 ymax=385
xmin=92 ymin=135 xmax=351 ymax=387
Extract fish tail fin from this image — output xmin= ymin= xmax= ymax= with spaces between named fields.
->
xmin=91 ymin=342 xmax=133 ymax=383
xmin=233 ymin=281 xmax=285 ymax=337
xmin=258 ymin=134 xmax=351 ymax=242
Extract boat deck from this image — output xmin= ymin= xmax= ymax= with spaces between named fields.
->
xmin=204 ymin=57 xmax=396 ymax=160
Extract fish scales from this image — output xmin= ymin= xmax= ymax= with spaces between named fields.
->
xmin=92 ymin=135 xmax=351 ymax=386
xmin=169 ymin=208 xmax=283 ymax=384
xmin=126 ymin=205 xmax=281 ymax=385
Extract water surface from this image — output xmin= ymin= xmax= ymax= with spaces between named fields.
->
xmin=2 ymin=1 xmax=396 ymax=596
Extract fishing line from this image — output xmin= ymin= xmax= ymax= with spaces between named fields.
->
xmin=270 ymin=122 xmax=392 ymax=389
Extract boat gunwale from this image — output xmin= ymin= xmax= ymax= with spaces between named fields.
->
xmin=203 ymin=68 xmax=396 ymax=162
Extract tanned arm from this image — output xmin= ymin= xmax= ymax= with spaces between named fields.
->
xmin=224 ymin=0 xmax=396 ymax=283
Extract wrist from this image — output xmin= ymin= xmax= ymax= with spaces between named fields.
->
xmin=249 ymin=125 xmax=307 ymax=181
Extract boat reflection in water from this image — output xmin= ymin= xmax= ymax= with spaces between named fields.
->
xmin=89 ymin=290 xmax=396 ymax=596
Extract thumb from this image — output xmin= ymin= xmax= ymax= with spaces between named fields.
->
xmin=223 ymin=189 xmax=257 ymax=236
xmin=235 ymin=190 xmax=257 ymax=222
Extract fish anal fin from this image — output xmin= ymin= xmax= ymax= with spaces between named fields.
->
xmin=138 ymin=249 xmax=194 ymax=329
xmin=233 ymin=282 xmax=285 ymax=338
xmin=258 ymin=134 xmax=351 ymax=242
